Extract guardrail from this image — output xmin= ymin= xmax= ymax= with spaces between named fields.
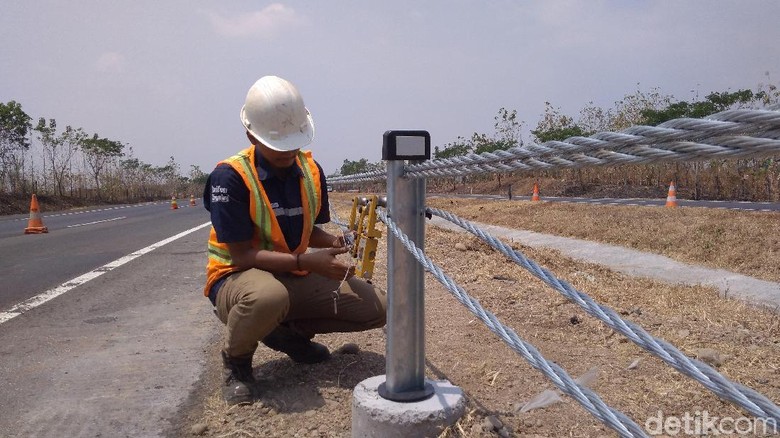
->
xmin=331 ymin=107 xmax=780 ymax=437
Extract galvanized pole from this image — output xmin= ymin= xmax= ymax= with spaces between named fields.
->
xmin=379 ymin=158 xmax=433 ymax=402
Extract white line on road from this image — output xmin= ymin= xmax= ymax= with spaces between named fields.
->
xmin=67 ymin=216 xmax=127 ymax=228
xmin=0 ymin=221 xmax=211 ymax=325
xmin=9 ymin=202 xmax=164 ymax=222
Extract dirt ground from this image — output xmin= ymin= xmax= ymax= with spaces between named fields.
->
xmin=174 ymin=193 xmax=780 ymax=438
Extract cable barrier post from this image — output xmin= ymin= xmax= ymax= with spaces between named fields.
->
xmin=352 ymin=131 xmax=465 ymax=437
xmin=378 ymin=130 xmax=434 ymax=401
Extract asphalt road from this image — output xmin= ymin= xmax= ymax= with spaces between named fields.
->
xmin=0 ymin=202 xmax=209 ymax=308
xmin=0 ymin=201 xmax=219 ymax=437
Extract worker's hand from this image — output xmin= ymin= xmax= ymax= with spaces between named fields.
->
xmin=333 ymin=231 xmax=356 ymax=250
xmin=300 ymin=247 xmax=355 ymax=280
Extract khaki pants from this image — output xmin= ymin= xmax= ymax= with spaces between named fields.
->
xmin=214 ymin=269 xmax=387 ymax=358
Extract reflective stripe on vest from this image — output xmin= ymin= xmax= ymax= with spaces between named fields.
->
xmin=203 ymin=146 xmax=322 ymax=296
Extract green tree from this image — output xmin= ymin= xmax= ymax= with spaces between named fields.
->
xmin=531 ymin=102 xmax=588 ymax=143
xmin=609 ymin=85 xmax=673 ymax=131
xmin=120 ymin=155 xmax=153 ymax=199
xmin=435 ymin=108 xmax=523 ymax=158
xmin=433 ymin=137 xmax=470 ymax=159
xmin=81 ymin=134 xmax=124 ymax=198
xmin=433 ymin=136 xmax=472 ymax=159
xmin=640 ymin=89 xmax=761 ymax=126
xmin=0 ymin=101 xmax=33 ymax=192
xmin=339 ymin=158 xmax=384 ymax=176
xmin=639 ymin=88 xmax=773 ymax=199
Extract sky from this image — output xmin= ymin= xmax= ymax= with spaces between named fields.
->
xmin=2 ymin=1 xmax=779 ymax=176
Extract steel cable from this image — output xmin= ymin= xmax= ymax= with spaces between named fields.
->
xmin=328 ymin=205 xmax=349 ymax=230
xmin=377 ymin=209 xmax=648 ymax=438
xmin=428 ymin=207 xmax=780 ymax=423
xmin=328 ymin=107 xmax=780 ymax=184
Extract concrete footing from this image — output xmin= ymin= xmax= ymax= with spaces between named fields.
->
xmin=351 ymin=375 xmax=466 ymax=438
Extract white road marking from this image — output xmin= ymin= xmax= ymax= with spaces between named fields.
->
xmin=9 ymin=202 xmax=164 ymax=222
xmin=67 ymin=216 xmax=126 ymax=228
xmin=0 ymin=221 xmax=211 ymax=325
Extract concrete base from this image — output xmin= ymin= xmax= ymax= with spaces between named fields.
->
xmin=352 ymin=375 xmax=466 ymax=438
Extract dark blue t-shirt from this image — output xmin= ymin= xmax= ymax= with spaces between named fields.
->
xmin=203 ymin=151 xmax=330 ymax=252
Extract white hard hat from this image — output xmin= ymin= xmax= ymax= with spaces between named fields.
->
xmin=240 ymin=75 xmax=315 ymax=152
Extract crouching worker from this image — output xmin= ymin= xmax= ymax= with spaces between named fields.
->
xmin=203 ymin=75 xmax=387 ymax=405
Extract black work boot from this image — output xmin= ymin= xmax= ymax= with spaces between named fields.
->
xmin=262 ymin=324 xmax=331 ymax=364
xmin=221 ymin=351 xmax=255 ymax=405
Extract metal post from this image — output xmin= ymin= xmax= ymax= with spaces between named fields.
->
xmin=379 ymin=159 xmax=434 ymax=402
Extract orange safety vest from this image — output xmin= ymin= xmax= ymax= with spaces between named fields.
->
xmin=204 ymin=145 xmax=322 ymax=296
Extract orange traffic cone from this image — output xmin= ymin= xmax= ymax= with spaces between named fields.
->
xmin=24 ymin=194 xmax=48 ymax=234
xmin=531 ymin=182 xmax=541 ymax=202
xmin=171 ymin=195 xmax=179 ymax=210
xmin=665 ymin=181 xmax=678 ymax=208
xmin=189 ymin=195 xmax=196 ymax=207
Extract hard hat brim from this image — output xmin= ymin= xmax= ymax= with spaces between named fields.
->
xmin=241 ymin=106 xmax=315 ymax=152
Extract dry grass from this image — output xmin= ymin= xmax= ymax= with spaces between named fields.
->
xmin=426 ymin=196 xmax=780 ymax=283
xmin=422 ymin=226 xmax=780 ymax=437
xmin=183 ymin=193 xmax=780 ymax=438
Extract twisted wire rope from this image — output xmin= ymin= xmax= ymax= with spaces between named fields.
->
xmin=328 ymin=205 xmax=349 ymax=230
xmin=324 ymin=103 xmax=780 ymax=433
xmin=328 ymin=107 xmax=780 ymax=184
xmin=403 ymin=138 xmax=780 ymax=179
xmin=428 ymin=207 xmax=780 ymax=423
xmin=406 ymin=108 xmax=780 ymax=172
xmin=377 ymin=209 xmax=648 ymax=438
